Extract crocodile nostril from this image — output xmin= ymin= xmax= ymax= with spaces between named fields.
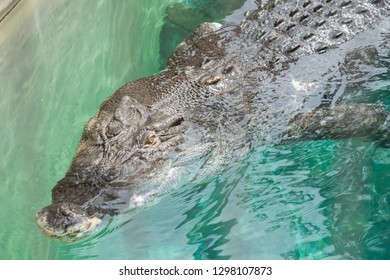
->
xmin=60 ymin=208 xmax=71 ymax=217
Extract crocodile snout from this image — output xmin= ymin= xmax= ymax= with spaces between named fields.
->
xmin=36 ymin=202 xmax=101 ymax=241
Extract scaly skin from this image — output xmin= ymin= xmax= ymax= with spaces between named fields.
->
xmin=36 ymin=0 xmax=390 ymax=240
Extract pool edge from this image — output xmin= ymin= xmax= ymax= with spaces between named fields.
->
xmin=0 ymin=0 xmax=21 ymax=23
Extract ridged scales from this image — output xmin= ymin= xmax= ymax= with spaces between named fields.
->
xmin=241 ymin=0 xmax=389 ymax=57
xmin=169 ymin=0 xmax=390 ymax=77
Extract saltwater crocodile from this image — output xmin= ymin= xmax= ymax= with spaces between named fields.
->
xmin=36 ymin=0 xmax=390 ymax=240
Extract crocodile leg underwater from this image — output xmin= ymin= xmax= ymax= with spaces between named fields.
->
xmin=285 ymin=104 xmax=390 ymax=146
xmin=36 ymin=0 xmax=390 ymax=240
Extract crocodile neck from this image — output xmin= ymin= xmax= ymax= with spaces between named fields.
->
xmin=153 ymin=0 xmax=389 ymax=116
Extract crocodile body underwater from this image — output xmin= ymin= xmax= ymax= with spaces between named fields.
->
xmin=36 ymin=0 xmax=390 ymax=240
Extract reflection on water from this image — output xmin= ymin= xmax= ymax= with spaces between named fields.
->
xmin=0 ymin=0 xmax=389 ymax=260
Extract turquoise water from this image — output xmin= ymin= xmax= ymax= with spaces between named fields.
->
xmin=0 ymin=0 xmax=389 ymax=260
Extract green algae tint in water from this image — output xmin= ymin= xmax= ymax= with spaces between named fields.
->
xmin=0 ymin=0 xmax=175 ymax=259
xmin=0 ymin=0 xmax=389 ymax=260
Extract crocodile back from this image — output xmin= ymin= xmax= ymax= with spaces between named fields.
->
xmin=169 ymin=0 xmax=390 ymax=72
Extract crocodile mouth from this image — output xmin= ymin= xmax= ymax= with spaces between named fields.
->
xmin=36 ymin=202 xmax=101 ymax=241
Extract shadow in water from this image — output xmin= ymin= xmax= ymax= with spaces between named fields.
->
xmin=159 ymin=0 xmax=247 ymax=67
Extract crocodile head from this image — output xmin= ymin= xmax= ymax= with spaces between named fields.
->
xmin=36 ymin=73 xmax=197 ymax=240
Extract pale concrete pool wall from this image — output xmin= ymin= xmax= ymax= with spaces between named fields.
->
xmin=0 ymin=0 xmax=21 ymax=22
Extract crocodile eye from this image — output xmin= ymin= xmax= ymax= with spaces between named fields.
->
xmin=143 ymin=134 xmax=159 ymax=147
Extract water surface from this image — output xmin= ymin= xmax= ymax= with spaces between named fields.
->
xmin=0 ymin=0 xmax=389 ymax=259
